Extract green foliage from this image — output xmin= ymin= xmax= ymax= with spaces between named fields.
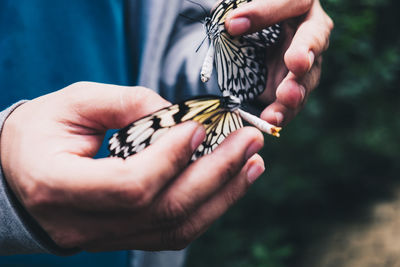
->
xmin=187 ymin=0 xmax=400 ymax=266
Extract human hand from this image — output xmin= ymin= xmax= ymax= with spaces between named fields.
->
xmin=0 ymin=82 xmax=265 ymax=251
xmin=225 ymin=0 xmax=334 ymax=126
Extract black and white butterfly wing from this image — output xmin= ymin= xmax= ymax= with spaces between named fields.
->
xmin=108 ymin=95 xmax=243 ymax=161
xmin=242 ymin=24 xmax=281 ymax=48
xmin=108 ymin=106 xmax=178 ymax=159
xmin=214 ymin=32 xmax=269 ymax=101
xmin=204 ymin=0 xmax=281 ymax=102
xmin=192 ymin=106 xmax=243 ymax=160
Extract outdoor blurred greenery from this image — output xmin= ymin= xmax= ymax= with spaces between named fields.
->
xmin=187 ymin=0 xmax=400 ymax=266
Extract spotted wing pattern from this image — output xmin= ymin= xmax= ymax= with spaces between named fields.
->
xmin=108 ymin=95 xmax=243 ymax=161
xmin=192 ymin=106 xmax=243 ymax=160
xmin=207 ymin=0 xmax=281 ymax=101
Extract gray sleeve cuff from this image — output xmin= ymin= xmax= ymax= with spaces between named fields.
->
xmin=0 ymin=101 xmax=79 ymax=255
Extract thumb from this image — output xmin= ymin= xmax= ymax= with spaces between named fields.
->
xmin=58 ymin=82 xmax=170 ymax=130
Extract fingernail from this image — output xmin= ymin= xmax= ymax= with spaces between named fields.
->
xmin=191 ymin=125 xmax=206 ymax=151
xmin=308 ymin=51 xmax=315 ymax=71
xmin=245 ymin=141 xmax=263 ymax=161
xmin=247 ymin=162 xmax=265 ymax=184
xmin=274 ymin=112 xmax=284 ymax=126
xmin=227 ymin=17 xmax=251 ymax=35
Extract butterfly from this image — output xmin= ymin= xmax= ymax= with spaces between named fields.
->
xmin=108 ymin=0 xmax=282 ymax=161
xmin=200 ymin=0 xmax=281 ymax=102
xmin=108 ymin=95 xmax=281 ymax=161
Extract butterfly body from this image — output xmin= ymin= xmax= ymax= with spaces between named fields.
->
xmin=200 ymin=42 xmax=215 ymax=82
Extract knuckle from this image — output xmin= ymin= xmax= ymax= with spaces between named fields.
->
xmin=195 ymin=156 xmax=239 ymax=189
xmin=161 ymin=196 xmax=191 ymax=224
xmin=323 ymin=35 xmax=331 ymax=51
xmin=215 ymin=156 xmax=241 ymax=182
xmin=223 ymin=189 xmax=242 ymax=207
xmin=117 ymin=181 xmax=152 ymax=209
xmin=321 ymin=26 xmax=332 ymax=52
xmin=309 ymin=25 xmax=329 ymax=53
xmin=111 ymin=163 xmax=155 ymax=208
xmin=162 ymin=225 xmax=195 ymax=250
xmin=131 ymin=189 xmax=153 ymax=209
xmin=121 ymin=184 xmax=152 ymax=209
xmin=222 ymin=175 xmax=251 ymax=208
xmin=315 ymin=17 xmax=333 ymax=53
xmin=152 ymin=194 xmax=193 ymax=236
xmin=167 ymin=149 xmax=187 ymax=171
xmin=69 ymin=81 xmax=92 ymax=88
xmin=61 ymin=81 xmax=98 ymax=109
xmin=303 ymin=60 xmax=322 ymax=92
xmin=64 ymin=81 xmax=94 ymax=95
xmin=226 ymin=160 xmax=241 ymax=179
xmin=133 ymin=86 xmax=158 ymax=101
xmin=128 ymin=86 xmax=169 ymax=112
xmin=122 ymin=86 xmax=146 ymax=110
xmin=297 ymin=0 xmax=313 ymax=13
xmin=162 ymin=139 xmax=193 ymax=174
xmin=326 ymin=15 xmax=334 ymax=31
xmin=315 ymin=33 xmax=325 ymax=52
xmin=201 ymin=156 xmax=238 ymax=185
xmin=21 ymin=176 xmax=54 ymax=212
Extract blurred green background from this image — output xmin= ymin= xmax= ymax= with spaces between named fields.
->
xmin=187 ymin=0 xmax=400 ymax=266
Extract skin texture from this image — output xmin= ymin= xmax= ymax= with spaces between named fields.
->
xmin=225 ymin=0 xmax=334 ymax=126
xmin=0 ymin=82 xmax=265 ymax=251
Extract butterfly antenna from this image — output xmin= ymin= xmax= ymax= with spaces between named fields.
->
xmin=179 ymin=13 xmax=204 ymax=24
xmin=186 ymin=0 xmax=209 ymax=18
xmin=196 ymin=35 xmax=208 ymax=52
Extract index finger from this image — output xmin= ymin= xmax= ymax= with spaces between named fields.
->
xmin=284 ymin=1 xmax=334 ymax=76
xmin=225 ymin=0 xmax=313 ymax=35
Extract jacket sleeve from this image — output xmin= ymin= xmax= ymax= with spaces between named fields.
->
xmin=0 ymin=102 xmax=79 ymax=255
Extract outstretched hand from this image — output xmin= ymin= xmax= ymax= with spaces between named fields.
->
xmin=0 ymin=82 xmax=265 ymax=251
xmin=225 ymin=0 xmax=333 ymax=125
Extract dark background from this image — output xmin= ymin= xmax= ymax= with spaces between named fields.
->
xmin=187 ymin=0 xmax=400 ymax=266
